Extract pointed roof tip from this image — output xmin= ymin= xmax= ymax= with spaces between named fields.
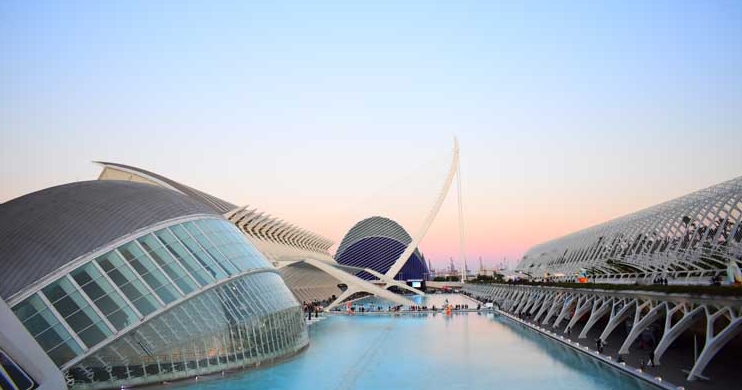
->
xmin=92 ymin=161 xmax=237 ymax=213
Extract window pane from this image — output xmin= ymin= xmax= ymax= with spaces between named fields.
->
xmin=42 ymin=278 xmax=112 ymax=348
xmin=156 ymin=229 xmax=212 ymax=286
xmin=13 ymin=295 xmax=84 ymax=366
xmin=71 ymin=263 xmax=139 ymax=330
xmin=12 ymin=295 xmax=54 ymax=335
xmin=189 ymin=224 xmax=239 ymax=275
xmin=118 ymin=245 xmax=180 ymax=304
xmin=95 ymin=251 xmax=162 ymax=316
xmin=171 ymin=225 xmax=228 ymax=279
xmin=45 ymin=335 xmax=84 ymax=367
xmin=138 ymin=234 xmax=197 ymax=295
xmin=201 ymin=219 xmax=272 ymax=271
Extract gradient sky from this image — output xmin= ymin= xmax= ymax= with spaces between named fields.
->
xmin=2 ymin=1 xmax=741 ymax=269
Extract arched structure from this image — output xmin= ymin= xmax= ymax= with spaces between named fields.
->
xmin=335 ymin=216 xmax=429 ymax=281
xmin=0 ymin=181 xmax=307 ymax=389
xmin=324 ymin=137 xmax=463 ymax=303
xmin=383 ymin=138 xmax=460 ymax=282
xmin=516 ymin=175 xmax=742 ymax=284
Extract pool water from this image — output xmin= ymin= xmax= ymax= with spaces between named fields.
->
xmin=170 ymin=295 xmax=655 ymax=390
xmin=349 ymin=293 xmax=481 ymax=311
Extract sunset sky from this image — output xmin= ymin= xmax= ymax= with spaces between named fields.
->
xmin=2 ymin=1 xmax=741 ymax=269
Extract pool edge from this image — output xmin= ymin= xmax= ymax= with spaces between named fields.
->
xmin=495 ymin=309 xmax=681 ymax=390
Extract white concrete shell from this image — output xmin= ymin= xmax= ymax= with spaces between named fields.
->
xmin=517 ymin=175 xmax=742 ymax=283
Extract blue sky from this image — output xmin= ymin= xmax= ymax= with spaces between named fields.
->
xmin=1 ymin=1 xmax=741 ymax=267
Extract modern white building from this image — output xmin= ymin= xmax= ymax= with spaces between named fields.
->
xmin=516 ymin=175 xmax=742 ymax=284
xmin=0 ymin=180 xmax=308 ymax=389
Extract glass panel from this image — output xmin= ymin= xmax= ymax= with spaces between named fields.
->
xmin=199 ymin=219 xmax=227 ymax=245
xmin=34 ymin=323 xmax=68 ymax=352
xmin=42 ymin=278 xmax=112 ymax=348
xmin=71 ymin=263 xmax=139 ymax=330
xmin=117 ymin=244 xmax=180 ymax=304
xmin=138 ymin=234 xmax=197 ymax=295
xmin=95 ymin=251 xmax=161 ymax=316
xmin=187 ymin=222 xmax=240 ymax=275
xmin=203 ymin=219 xmax=272 ymax=270
xmin=45 ymin=335 xmax=84 ymax=367
xmin=11 ymin=295 xmax=84 ymax=366
xmin=155 ymin=229 xmax=212 ymax=286
xmin=12 ymin=294 xmax=55 ymax=336
xmin=170 ymin=225 xmax=228 ymax=279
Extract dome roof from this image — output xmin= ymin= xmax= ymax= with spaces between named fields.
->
xmin=335 ymin=216 xmax=414 ymax=258
xmin=0 ymin=180 xmax=219 ymax=299
xmin=335 ymin=216 xmax=428 ymax=281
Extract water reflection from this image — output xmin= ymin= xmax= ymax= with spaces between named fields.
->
xmin=171 ymin=297 xmax=657 ymax=390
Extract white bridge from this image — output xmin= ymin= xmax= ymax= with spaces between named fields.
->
xmin=324 ymin=137 xmax=464 ymax=310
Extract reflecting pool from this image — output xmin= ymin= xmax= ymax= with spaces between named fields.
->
xmin=171 ymin=295 xmax=656 ymax=390
xmin=353 ymin=292 xmax=481 ymax=310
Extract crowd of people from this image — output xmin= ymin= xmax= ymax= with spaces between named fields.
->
xmin=303 ymin=301 xmax=323 ymax=320
xmin=326 ymin=301 xmax=482 ymax=313
xmin=303 ymin=295 xmax=340 ymax=320
xmin=653 ymin=277 xmax=669 ymax=285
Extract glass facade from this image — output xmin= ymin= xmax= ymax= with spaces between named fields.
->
xmin=69 ymin=272 xmax=306 ymax=388
xmin=10 ymin=217 xmax=306 ymax=389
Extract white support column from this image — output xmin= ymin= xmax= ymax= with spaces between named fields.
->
xmin=533 ymin=293 xmax=554 ymax=323
xmin=579 ymin=298 xmax=612 ymax=339
xmin=515 ymin=291 xmax=535 ymax=314
xmin=654 ymin=304 xmax=704 ymax=365
xmin=524 ymin=292 xmax=540 ymax=313
xmin=618 ymin=300 xmax=664 ymax=354
xmin=512 ymin=291 xmax=527 ymax=312
xmin=501 ymin=290 xmax=517 ymax=311
xmin=524 ymin=293 xmax=544 ymax=315
xmin=542 ymin=294 xmax=565 ymax=325
xmin=687 ymin=308 xmax=742 ymax=380
xmin=554 ymin=294 xmax=577 ymax=329
xmin=599 ymin=298 xmax=637 ymax=344
xmin=565 ymin=296 xmax=593 ymax=333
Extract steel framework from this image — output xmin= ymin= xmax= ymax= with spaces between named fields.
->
xmin=465 ymin=283 xmax=742 ymax=381
xmin=517 ymin=176 xmax=742 ymax=283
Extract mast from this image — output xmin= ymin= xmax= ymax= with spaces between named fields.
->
xmin=456 ymin=137 xmax=466 ymax=281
